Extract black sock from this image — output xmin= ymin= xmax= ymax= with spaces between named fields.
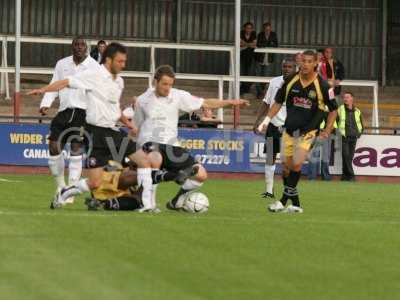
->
xmin=280 ymin=175 xmax=289 ymax=205
xmin=152 ymin=170 xmax=179 ymax=184
xmin=286 ymin=171 xmax=301 ymax=207
xmin=280 ymin=193 xmax=289 ymax=206
xmin=283 ymin=174 xmax=288 ymax=186
xmin=103 ymin=197 xmax=142 ymax=211
xmin=171 ymin=188 xmax=189 ymax=206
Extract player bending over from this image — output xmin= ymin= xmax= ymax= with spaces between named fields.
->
xmin=134 ymin=65 xmax=249 ymax=210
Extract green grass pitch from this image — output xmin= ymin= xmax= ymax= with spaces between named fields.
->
xmin=0 ymin=174 xmax=399 ymax=300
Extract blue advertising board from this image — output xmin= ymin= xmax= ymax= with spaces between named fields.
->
xmin=0 ymin=123 xmax=270 ymax=173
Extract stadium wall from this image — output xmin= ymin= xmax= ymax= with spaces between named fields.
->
xmin=0 ymin=0 xmax=382 ymax=80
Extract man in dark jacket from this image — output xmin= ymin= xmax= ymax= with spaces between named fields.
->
xmin=90 ymin=40 xmax=107 ymax=63
xmin=240 ymin=22 xmax=257 ymax=95
xmin=255 ymin=22 xmax=278 ymax=98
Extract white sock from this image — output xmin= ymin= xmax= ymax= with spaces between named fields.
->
xmin=68 ymin=155 xmax=83 ymax=186
xmin=48 ymin=154 xmax=65 ymax=190
xmin=152 ymin=184 xmax=158 ymax=208
xmin=60 ymin=179 xmax=90 ymax=203
xmin=151 ymin=169 xmax=159 ymax=208
xmin=264 ymin=164 xmax=276 ymax=194
xmin=176 ymin=179 xmax=204 ymax=208
xmin=137 ymin=168 xmax=153 ymax=209
xmin=182 ymin=178 xmax=203 ymax=191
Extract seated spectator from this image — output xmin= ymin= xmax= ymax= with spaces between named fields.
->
xmin=198 ymin=108 xmax=221 ymax=128
xmin=178 ymin=112 xmax=201 ymax=128
xmin=240 ymin=22 xmax=257 ymax=95
xmin=255 ymin=22 xmax=278 ymax=99
xmin=90 ymin=40 xmax=107 ymax=63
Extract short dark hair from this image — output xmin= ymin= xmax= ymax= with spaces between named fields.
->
xmin=343 ymin=91 xmax=354 ymax=97
xmin=281 ymin=58 xmax=295 ymax=66
xmin=302 ymin=50 xmax=318 ymax=60
xmin=97 ymin=40 xmax=106 ymax=46
xmin=154 ymin=65 xmax=175 ymax=81
xmin=263 ymin=22 xmax=271 ymax=28
xmin=243 ymin=22 xmax=254 ymax=28
xmin=100 ymin=42 xmax=127 ymax=64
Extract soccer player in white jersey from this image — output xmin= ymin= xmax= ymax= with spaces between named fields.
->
xmin=254 ymin=58 xmax=296 ymax=199
xmin=134 ymin=65 xmax=249 ymax=210
xmin=28 ymin=43 xmax=158 ymax=212
xmin=39 ymin=36 xmax=100 ymax=204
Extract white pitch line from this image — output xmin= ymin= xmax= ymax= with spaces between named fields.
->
xmin=0 ymin=178 xmax=22 ymax=183
xmin=0 ymin=210 xmax=399 ymax=225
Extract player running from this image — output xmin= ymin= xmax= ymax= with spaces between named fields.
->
xmin=134 ymin=65 xmax=249 ymax=210
xmin=258 ymin=50 xmax=338 ymax=213
xmin=39 ymin=36 xmax=100 ymax=204
xmin=254 ymin=58 xmax=296 ymax=199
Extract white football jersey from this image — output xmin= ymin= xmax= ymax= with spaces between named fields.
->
xmin=263 ymin=75 xmax=286 ymax=127
xmin=134 ymin=88 xmax=204 ymax=146
xmin=40 ymin=55 xmax=100 ymax=112
xmin=68 ymin=65 xmax=124 ymax=129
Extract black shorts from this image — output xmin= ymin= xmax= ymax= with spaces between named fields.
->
xmin=153 ymin=143 xmax=196 ymax=173
xmin=264 ymin=123 xmax=282 ymax=158
xmin=49 ymin=108 xmax=86 ymax=145
xmin=85 ymin=124 xmax=137 ymax=169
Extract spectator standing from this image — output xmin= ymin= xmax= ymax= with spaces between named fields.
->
xmin=294 ymin=52 xmax=303 ymax=72
xmin=337 ymin=92 xmax=364 ymax=181
xmin=308 ymin=111 xmax=336 ymax=181
xmin=240 ymin=22 xmax=257 ymax=95
xmin=320 ymin=47 xmax=345 ymax=96
xmin=255 ymin=22 xmax=278 ymax=99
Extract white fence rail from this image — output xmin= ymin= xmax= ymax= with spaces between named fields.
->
xmin=0 ymin=35 xmax=379 ymax=128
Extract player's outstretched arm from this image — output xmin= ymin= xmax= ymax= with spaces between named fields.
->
xmin=202 ymin=98 xmax=250 ymax=109
xmin=257 ymin=102 xmax=282 ymax=133
xmin=253 ymin=102 xmax=270 ymax=133
xmin=26 ymin=79 xmax=69 ymax=96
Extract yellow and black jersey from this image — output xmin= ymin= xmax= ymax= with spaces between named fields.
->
xmin=92 ymin=161 xmax=140 ymax=201
xmin=275 ymin=73 xmax=338 ymax=135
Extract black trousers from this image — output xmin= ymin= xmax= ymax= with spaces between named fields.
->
xmin=240 ymin=52 xmax=254 ymax=94
xmin=341 ymin=137 xmax=357 ymax=179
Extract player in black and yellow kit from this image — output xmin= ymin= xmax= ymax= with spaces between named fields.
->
xmin=85 ymin=158 xmax=198 ymax=211
xmin=258 ymin=50 xmax=338 ymax=213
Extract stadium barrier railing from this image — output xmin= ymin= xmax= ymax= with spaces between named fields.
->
xmin=0 ymin=35 xmax=379 ymax=130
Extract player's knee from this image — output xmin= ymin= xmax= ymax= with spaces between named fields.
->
xmin=129 ymin=150 xmax=151 ymax=168
xmin=292 ymin=164 xmax=302 ymax=172
xmin=194 ymin=165 xmax=207 ymax=182
xmin=148 ymin=151 xmax=163 ymax=169
xmin=49 ymin=141 xmax=61 ymax=156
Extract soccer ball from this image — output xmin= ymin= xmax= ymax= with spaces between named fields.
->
xmin=182 ymin=192 xmax=209 ymax=213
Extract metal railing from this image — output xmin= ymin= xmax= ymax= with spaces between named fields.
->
xmin=0 ymin=35 xmax=380 ymax=129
